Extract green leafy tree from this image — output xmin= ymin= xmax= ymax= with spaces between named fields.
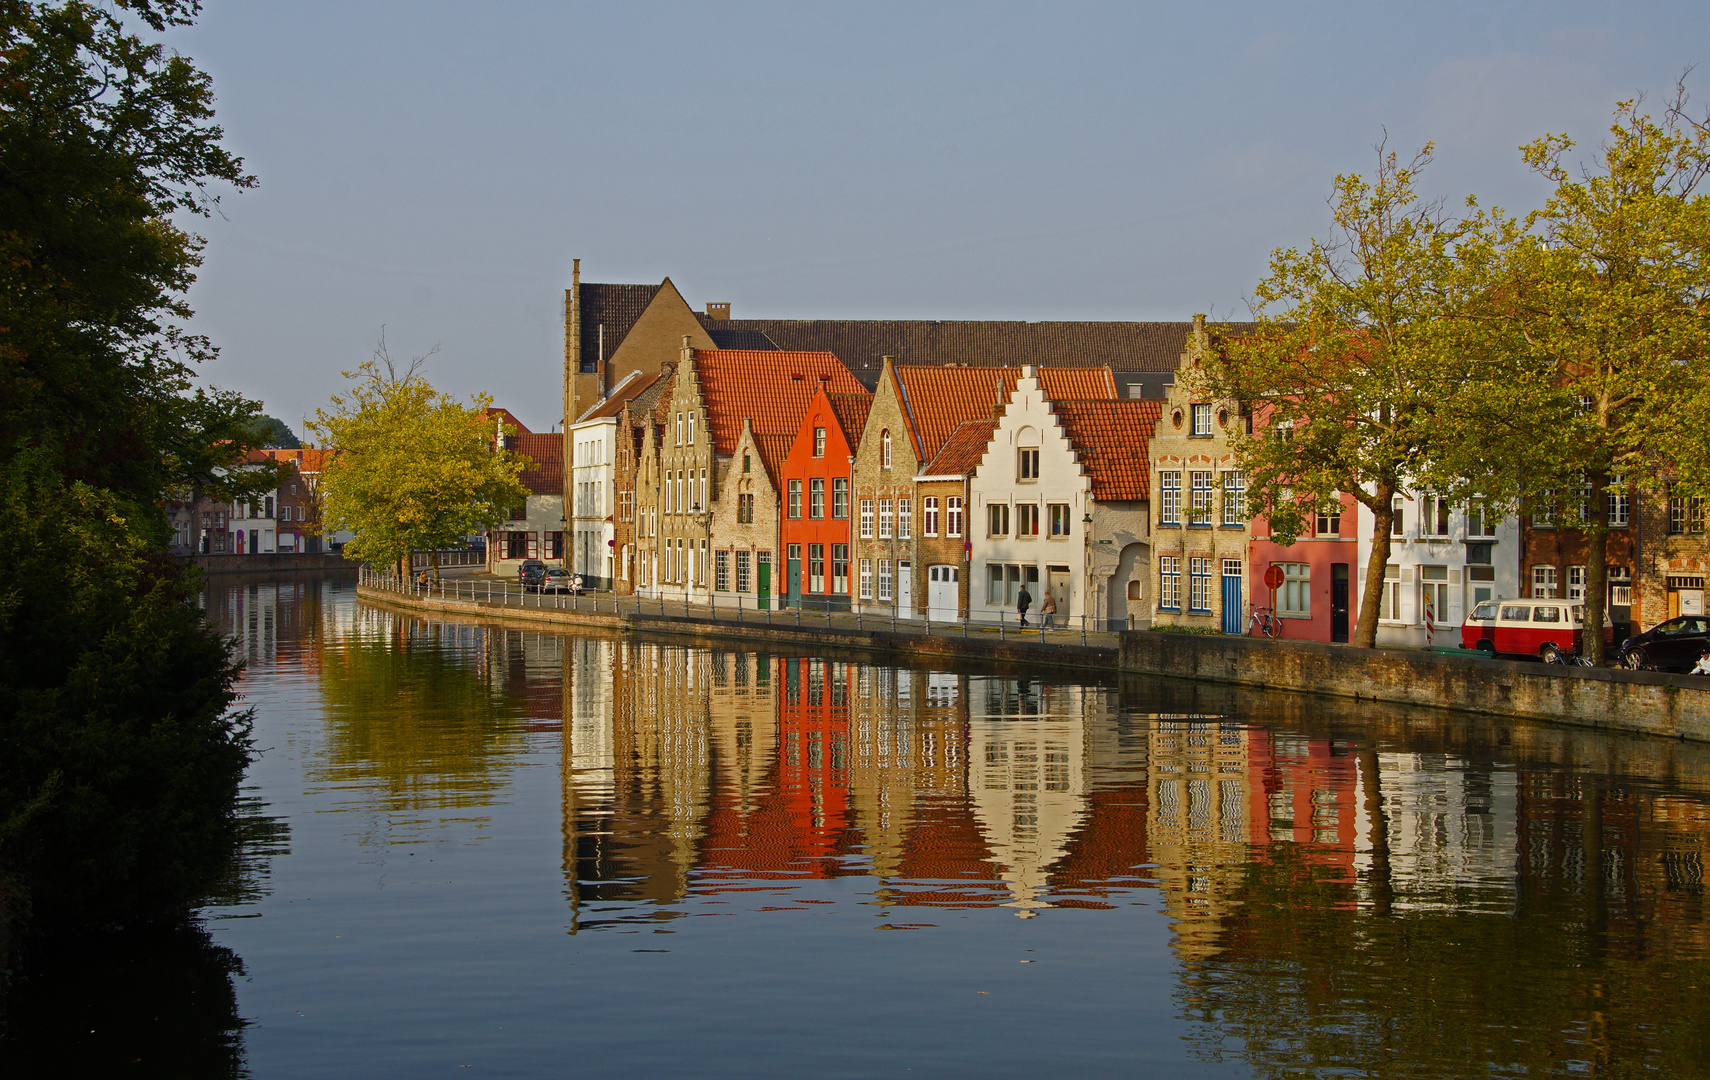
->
xmin=1197 ymin=144 xmax=1504 ymax=648
xmin=310 ymin=338 xmax=531 ymax=579
xmin=1 ymin=0 xmax=274 ymax=955
xmin=1489 ymin=86 xmax=1710 ymax=662
xmin=248 ymin=415 xmax=302 ymax=449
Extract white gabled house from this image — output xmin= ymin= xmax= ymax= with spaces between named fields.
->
xmin=1356 ymin=489 xmax=1521 ymax=647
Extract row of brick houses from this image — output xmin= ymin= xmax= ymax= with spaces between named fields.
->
xmin=550 ymin=263 xmax=1705 ymax=642
xmin=167 ymin=448 xmax=347 ymax=556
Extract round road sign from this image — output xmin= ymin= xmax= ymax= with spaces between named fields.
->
xmin=1263 ymin=565 xmax=1285 ymax=590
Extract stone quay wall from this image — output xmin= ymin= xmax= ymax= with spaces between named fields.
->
xmin=184 ymin=552 xmax=359 ymax=574
xmin=359 ymin=585 xmax=1710 ymax=742
xmin=1120 ymin=630 xmax=1710 ymax=742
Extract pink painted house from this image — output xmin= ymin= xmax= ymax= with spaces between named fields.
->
xmin=1248 ymin=492 xmax=1360 ymax=644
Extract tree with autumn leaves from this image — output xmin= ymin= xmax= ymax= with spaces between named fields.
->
xmin=1200 ymin=84 xmax=1710 ymax=658
xmin=311 ymin=338 xmax=531 ymax=581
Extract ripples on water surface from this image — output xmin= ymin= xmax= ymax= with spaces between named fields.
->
xmin=10 ymin=576 xmax=1710 ymax=1078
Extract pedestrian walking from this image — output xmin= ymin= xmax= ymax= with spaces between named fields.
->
xmin=1017 ymin=583 xmax=1032 ymax=628
xmin=1039 ymin=589 xmax=1057 ymax=629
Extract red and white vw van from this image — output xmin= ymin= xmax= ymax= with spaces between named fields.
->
xmin=1461 ymin=599 xmax=1615 ymax=660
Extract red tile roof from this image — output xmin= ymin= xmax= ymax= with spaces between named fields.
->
xmin=1051 ymin=400 xmax=1164 ymax=501
xmin=748 ymin=433 xmax=795 ymax=490
xmin=694 ymin=349 xmax=868 ymax=454
xmin=510 ymin=433 xmax=564 ymax=495
xmin=827 ymin=393 xmax=873 ymax=447
xmin=893 ymin=365 xmax=1116 ymax=463
xmin=259 ymin=447 xmax=339 ymax=473
xmin=920 ymin=419 xmax=998 ymax=476
xmin=479 ymin=407 xmax=533 ymax=436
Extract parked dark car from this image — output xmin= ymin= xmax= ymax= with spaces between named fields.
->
xmin=1617 ymin=615 xmax=1710 ymax=672
xmin=540 ymin=567 xmax=582 ymax=595
xmin=518 ymin=559 xmax=548 ymax=591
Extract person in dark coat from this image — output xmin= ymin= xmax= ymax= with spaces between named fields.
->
xmin=1017 ymin=583 xmax=1032 ymax=628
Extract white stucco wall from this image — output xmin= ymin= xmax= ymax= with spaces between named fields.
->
xmin=1356 ymin=489 xmax=1522 ymax=648
xmin=966 ymin=372 xmax=1092 ymax=623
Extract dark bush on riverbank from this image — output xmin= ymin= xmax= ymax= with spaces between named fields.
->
xmin=0 ymin=459 xmax=254 ymax=941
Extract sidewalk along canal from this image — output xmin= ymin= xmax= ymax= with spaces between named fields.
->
xmin=356 ymin=579 xmax=1710 ymax=743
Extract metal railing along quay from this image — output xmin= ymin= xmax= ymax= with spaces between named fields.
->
xmin=360 ymin=567 xmax=1124 ymax=648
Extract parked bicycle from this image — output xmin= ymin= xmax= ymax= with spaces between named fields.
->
xmin=1542 ymin=643 xmax=1595 ymax=667
xmin=1248 ymin=607 xmax=1278 ymax=641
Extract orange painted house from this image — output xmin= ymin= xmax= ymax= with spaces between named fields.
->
xmin=778 ymin=386 xmax=872 ymax=610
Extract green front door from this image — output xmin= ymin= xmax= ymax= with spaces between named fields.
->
xmin=786 ymin=557 xmax=801 ymax=608
xmin=757 ymin=556 xmax=771 ymax=610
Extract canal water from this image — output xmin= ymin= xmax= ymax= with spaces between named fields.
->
xmin=9 ymin=575 xmax=1710 ymax=1077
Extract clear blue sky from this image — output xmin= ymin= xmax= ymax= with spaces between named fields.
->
xmin=170 ymin=1 xmax=1708 ymax=434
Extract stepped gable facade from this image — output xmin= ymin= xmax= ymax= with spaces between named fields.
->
xmin=708 ymin=424 xmax=793 ymax=609
xmin=777 ymin=387 xmax=874 ymax=611
xmin=611 ymin=367 xmax=674 ymax=592
xmin=635 ymin=341 xmax=865 ymax=603
xmin=965 ymin=367 xmax=1154 ymax=629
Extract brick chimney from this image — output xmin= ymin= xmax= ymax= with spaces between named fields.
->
xmin=705 ymin=302 xmax=730 ymax=322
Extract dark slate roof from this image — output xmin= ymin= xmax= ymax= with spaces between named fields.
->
xmin=579 ymin=282 xmax=662 ymax=365
xmin=704 ymin=325 xmax=781 ymax=351
xmin=695 ymin=317 xmax=1260 ymax=379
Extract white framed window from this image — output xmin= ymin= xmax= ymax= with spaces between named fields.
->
xmin=1017 ymin=503 xmax=1040 ymax=536
xmin=1379 ymin=563 xmax=1404 ymax=621
xmin=1188 ymin=557 xmax=1213 ymax=612
xmin=1048 ymin=503 xmax=1071 ymax=537
xmin=1316 ymin=508 xmax=1341 ymax=535
xmin=881 ymin=430 xmax=892 ymax=469
xmin=1466 ymin=501 xmax=1495 ymax=538
xmin=1423 ymin=495 xmax=1450 ymax=537
xmin=1222 ymin=471 xmax=1245 ymax=525
xmin=1160 ymin=471 xmax=1182 ymax=525
xmin=813 ymin=427 xmax=826 ymax=457
xmin=988 ymin=503 xmax=1009 ymax=537
xmin=879 ymin=498 xmax=893 ymax=538
xmin=1420 ymin=564 xmax=1450 ymax=626
xmin=715 ymin=550 xmax=730 ymax=592
xmin=736 ymin=550 xmax=751 ymax=592
xmin=946 ymin=497 xmax=963 ymax=537
xmin=898 ymin=499 xmax=912 ymax=539
xmin=860 ymin=498 xmax=874 ymax=538
xmin=687 ymin=412 xmax=696 ymax=446
xmin=924 ymin=497 xmax=939 ymax=537
xmin=1532 ymin=564 xmax=1558 ymax=599
xmin=1391 ymin=497 xmax=1405 ymax=537
xmin=675 ymin=413 xmax=683 ymax=445
xmin=1608 ymin=479 xmax=1629 ymax=527
xmin=1159 ymin=556 xmax=1181 ymax=610
xmin=859 ymin=559 xmax=873 ymax=599
xmin=1567 ymin=565 xmax=1586 ymax=601
xmin=1189 ymin=471 xmax=1214 ymax=525
xmin=1192 ymin=403 xmax=1212 ymax=435
xmin=878 ymin=559 xmax=893 ymax=602
xmin=1277 ymin=563 xmax=1311 ymax=616
xmin=1018 ymin=448 xmax=1040 ymax=481
xmin=1610 ymin=566 xmax=1633 ymax=607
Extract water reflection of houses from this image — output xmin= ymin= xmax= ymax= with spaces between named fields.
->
xmin=563 ymin=641 xmax=716 ymax=922
xmin=967 ymin=678 xmax=1095 ymax=916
